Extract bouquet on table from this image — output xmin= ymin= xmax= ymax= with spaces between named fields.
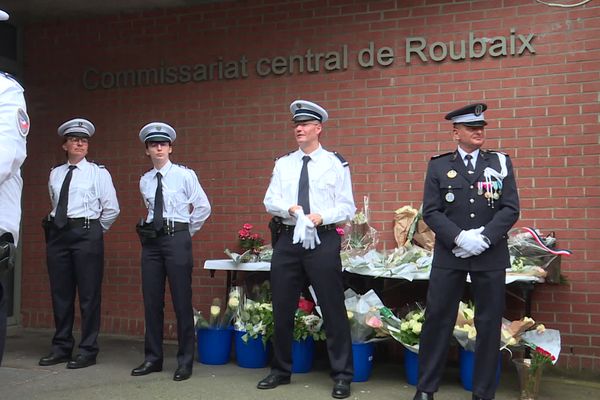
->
xmin=341 ymin=195 xmax=379 ymax=257
xmin=294 ymin=296 xmax=326 ymax=341
xmin=194 ymin=286 xmax=243 ymax=330
xmin=233 ymin=281 xmax=273 ymax=345
xmin=342 ymin=245 xmax=432 ymax=280
xmin=508 ymin=227 xmax=572 ymax=283
xmin=224 ymin=223 xmax=269 ymax=263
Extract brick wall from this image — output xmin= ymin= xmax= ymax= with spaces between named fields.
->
xmin=19 ymin=0 xmax=599 ymax=371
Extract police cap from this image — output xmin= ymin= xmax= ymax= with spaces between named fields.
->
xmin=445 ymin=103 xmax=487 ymax=126
xmin=290 ymin=100 xmax=328 ymax=123
xmin=139 ymin=122 xmax=176 ymax=143
xmin=58 ymin=118 xmax=95 ymax=138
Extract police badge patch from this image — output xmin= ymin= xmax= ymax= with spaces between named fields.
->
xmin=17 ymin=108 xmax=30 ymax=137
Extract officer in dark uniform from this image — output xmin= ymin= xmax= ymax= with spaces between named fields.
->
xmin=413 ymin=103 xmax=520 ymax=400
xmin=0 ymin=8 xmax=30 ymax=364
xmin=40 ymin=118 xmax=120 ymax=369
xmin=131 ymin=122 xmax=211 ymax=382
xmin=259 ymin=100 xmax=356 ymax=399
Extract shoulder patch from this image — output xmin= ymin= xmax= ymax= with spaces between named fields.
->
xmin=274 ymin=151 xmax=294 ymax=162
xmin=333 ymin=151 xmax=349 ymax=167
xmin=430 ymin=151 xmax=453 ymax=160
xmin=90 ymin=160 xmax=106 ymax=168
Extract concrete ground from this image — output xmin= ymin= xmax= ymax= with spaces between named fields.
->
xmin=1 ymin=328 xmax=599 ymax=400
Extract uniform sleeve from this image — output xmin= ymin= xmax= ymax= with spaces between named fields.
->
xmin=422 ymin=160 xmax=463 ymax=249
xmin=481 ymin=156 xmax=520 ymax=244
xmin=319 ymin=163 xmax=356 ymax=225
xmin=186 ymin=169 xmax=211 ymax=236
xmin=263 ymin=161 xmax=293 ymax=219
xmin=98 ymin=168 xmax=120 ymax=231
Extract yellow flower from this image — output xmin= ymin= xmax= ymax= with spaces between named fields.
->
xmin=347 ymin=311 xmax=354 ymax=320
xmin=413 ymin=322 xmax=422 ymax=334
xmin=210 ymin=305 xmax=221 ymax=317
xmin=536 ymin=324 xmax=546 ymax=333
xmin=228 ymin=297 xmax=240 ymax=308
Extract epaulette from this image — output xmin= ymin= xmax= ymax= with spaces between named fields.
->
xmin=50 ymin=162 xmax=63 ymax=170
xmin=90 ymin=161 xmax=106 ymax=168
xmin=274 ymin=151 xmax=294 ymax=162
xmin=484 ymin=149 xmax=510 ymax=157
xmin=430 ymin=151 xmax=454 ymax=160
xmin=333 ymin=151 xmax=349 ymax=167
xmin=175 ymin=163 xmax=190 ymax=169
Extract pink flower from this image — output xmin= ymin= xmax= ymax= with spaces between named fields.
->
xmin=238 ymin=229 xmax=249 ymax=238
xmin=366 ymin=315 xmax=383 ymax=329
xmin=336 ymin=227 xmax=345 ymax=236
xmin=297 ymin=297 xmax=315 ymax=314
xmin=243 ymin=223 xmax=253 ymax=230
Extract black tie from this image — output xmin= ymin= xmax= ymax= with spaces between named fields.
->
xmin=153 ymin=172 xmax=164 ymax=231
xmin=298 ymin=155 xmax=311 ymax=214
xmin=54 ymin=165 xmax=76 ymax=229
xmin=465 ymin=154 xmax=475 ymax=174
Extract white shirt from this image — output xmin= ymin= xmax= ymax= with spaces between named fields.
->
xmin=48 ymin=158 xmax=120 ymax=231
xmin=457 ymin=147 xmax=480 ymax=169
xmin=0 ymin=73 xmax=27 ymax=243
xmin=140 ymin=161 xmax=211 ymax=236
xmin=264 ymin=145 xmax=356 ymax=226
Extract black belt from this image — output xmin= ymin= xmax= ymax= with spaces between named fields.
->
xmin=281 ymin=223 xmax=337 ymax=233
xmin=151 ymin=222 xmax=189 ymax=234
xmin=49 ymin=217 xmax=98 ymax=229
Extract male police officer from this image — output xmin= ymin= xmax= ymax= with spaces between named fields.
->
xmin=260 ymin=100 xmax=356 ymax=399
xmin=131 ymin=122 xmax=211 ymax=381
xmin=0 ymin=8 xmax=30 ymax=365
xmin=40 ymin=118 xmax=120 ymax=369
xmin=414 ymin=103 xmax=520 ymax=400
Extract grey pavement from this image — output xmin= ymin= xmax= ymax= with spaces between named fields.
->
xmin=1 ymin=328 xmax=599 ymax=400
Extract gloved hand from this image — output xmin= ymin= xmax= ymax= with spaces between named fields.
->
xmin=455 ymin=227 xmax=489 ymax=256
xmin=292 ymin=210 xmax=308 ymax=244
xmin=452 ymin=246 xmax=474 ymax=258
xmin=302 ymin=227 xmax=321 ymax=249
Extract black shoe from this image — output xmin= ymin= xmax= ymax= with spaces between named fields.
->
xmin=413 ymin=391 xmax=434 ymax=400
xmin=257 ymin=373 xmax=291 ymax=389
xmin=66 ymin=354 xmax=97 ymax=369
xmin=173 ymin=366 xmax=192 ymax=381
xmin=38 ymin=353 xmax=71 ymax=366
xmin=131 ymin=361 xmax=163 ymax=376
xmin=332 ymin=380 xmax=351 ymax=399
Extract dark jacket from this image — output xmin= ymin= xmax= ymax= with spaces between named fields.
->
xmin=422 ymin=149 xmax=520 ymax=271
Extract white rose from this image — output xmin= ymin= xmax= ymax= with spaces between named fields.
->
xmin=210 ymin=305 xmax=221 ymax=316
xmin=228 ymin=297 xmax=240 ymax=308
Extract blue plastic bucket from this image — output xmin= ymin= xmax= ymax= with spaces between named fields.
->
xmin=234 ymin=330 xmax=270 ymax=368
xmin=292 ymin=337 xmax=315 ymax=373
xmin=459 ymin=348 xmax=502 ymax=391
xmin=352 ymin=342 xmax=374 ymax=382
xmin=197 ymin=327 xmax=234 ymax=365
xmin=404 ymin=348 xmax=419 ymax=386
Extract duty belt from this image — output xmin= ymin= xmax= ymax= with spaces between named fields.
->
xmin=280 ymin=223 xmax=337 ymax=233
xmin=49 ymin=217 xmax=98 ymax=229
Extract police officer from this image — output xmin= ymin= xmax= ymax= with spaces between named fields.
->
xmin=40 ymin=118 xmax=120 ymax=369
xmin=414 ymin=103 xmax=520 ymax=400
xmin=131 ymin=122 xmax=211 ymax=382
xmin=260 ymin=100 xmax=356 ymax=399
xmin=0 ymin=8 xmax=30 ymax=365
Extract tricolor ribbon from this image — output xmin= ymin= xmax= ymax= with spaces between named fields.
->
xmin=522 ymin=227 xmax=572 ymax=256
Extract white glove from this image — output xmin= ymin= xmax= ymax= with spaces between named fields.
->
xmin=292 ymin=211 xmax=308 ymax=244
xmin=302 ymin=227 xmax=321 ymax=249
xmin=455 ymin=227 xmax=489 ymax=256
xmin=452 ymin=246 xmax=474 ymax=258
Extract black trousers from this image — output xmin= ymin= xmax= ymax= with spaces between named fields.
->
xmin=417 ymin=267 xmax=505 ymax=399
xmin=45 ymin=221 xmax=104 ymax=357
xmin=0 ymin=277 xmax=6 ymax=365
xmin=270 ymin=229 xmax=353 ymax=382
xmin=140 ymin=230 xmax=194 ymax=369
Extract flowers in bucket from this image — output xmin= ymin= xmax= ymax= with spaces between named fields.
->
xmin=344 ymin=289 xmax=387 ymax=343
xmin=453 ymin=301 xmax=477 ymax=351
xmin=294 ymin=297 xmax=326 ymax=341
xmin=233 ymin=282 xmax=273 ymax=346
xmin=194 ymin=286 xmax=244 ymax=330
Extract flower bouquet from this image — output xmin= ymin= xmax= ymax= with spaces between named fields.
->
xmin=503 ymin=318 xmax=561 ymax=400
xmin=508 ymin=227 xmax=572 ymax=283
xmin=224 ymin=223 xmax=267 ymax=263
xmin=341 ymin=245 xmax=432 ymax=280
xmin=453 ymin=301 xmax=477 ymax=351
xmin=294 ymin=297 xmax=326 ymax=342
xmin=341 ymin=195 xmax=379 ymax=257
xmin=233 ymin=298 xmax=273 ymax=346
